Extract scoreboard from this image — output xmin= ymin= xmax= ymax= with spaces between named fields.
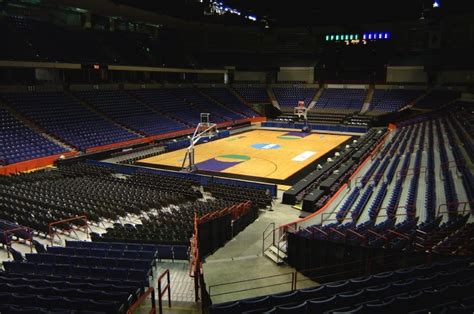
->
xmin=325 ymin=32 xmax=391 ymax=45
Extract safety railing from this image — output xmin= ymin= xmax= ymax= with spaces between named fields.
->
xmin=279 ymin=132 xmax=389 ymax=234
xmin=440 ymin=159 xmax=466 ymax=170
xmin=320 ymin=213 xmax=354 ymax=224
xmin=262 ymin=222 xmax=276 ymax=255
xmin=208 ymin=251 xmax=432 ymax=301
xmin=430 ymin=225 xmax=472 ymax=256
xmin=127 ymin=287 xmax=156 ymax=314
xmin=198 ymin=200 xmax=252 ymax=224
xmin=437 ymin=201 xmax=473 ymax=217
xmin=157 ymin=269 xmax=171 ymax=314
xmin=208 ymin=272 xmax=295 ymax=299
xmin=294 ymin=252 xmax=430 ymax=289
xmin=414 ymin=218 xmax=472 ymax=255
xmin=189 ymin=213 xmax=204 ymax=302
xmin=3 ymin=226 xmax=33 ymax=257
xmin=48 ymin=215 xmax=89 ymax=245
xmin=396 ymin=166 xmax=427 ymax=179
xmin=290 ymin=222 xmax=418 ymax=249
xmin=377 ymin=205 xmax=418 ymax=219
xmin=189 ymin=214 xmax=200 ymax=277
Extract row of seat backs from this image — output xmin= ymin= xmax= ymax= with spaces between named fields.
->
xmin=66 ymin=240 xmax=189 ymax=260
xmin=210 ymin=258 xmax=471 ymax=313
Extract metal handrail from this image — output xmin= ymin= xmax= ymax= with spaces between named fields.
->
xmin=346 ymin=228 xmax=365 ymax=240
xmin=329 ymin=227 xmax=345 ymax=237
xmin=366 ymin=229 xmax=388 ymax=241
xmin=48 ymin=215 xmax=89 ymax=245
xmin=208 ymin=272 xmax=295 ymax=297
xmin=387 ymin=229 xmax=410 ymax=240
xmin=437 ymin=201 xmax=473 ymax=217
xmin=3 ymin=226 xmax=33 ymax=257
xmin=157 ymin=269 xmax=171 ymax=314
xmin=127 ymin=287 xmax=156 ymax=314
xmin=262 ymin=222 xmax=275 ymax=255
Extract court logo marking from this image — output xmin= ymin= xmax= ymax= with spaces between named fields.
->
xmin=292 ymin=151 xmax=316 ymax=161
xmin=196 ymin=154 xmax=250 ymax=172
xmin=251 ymin=143 xmax=281 ymax=150
xmin=278 ymin=132 xmax=312 ymax=140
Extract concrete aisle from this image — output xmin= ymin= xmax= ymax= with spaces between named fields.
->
xmin=203 ymin=196 xmax=317 ymax=304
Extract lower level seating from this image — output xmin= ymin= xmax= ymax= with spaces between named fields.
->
xmin=0 ymin=236 xmax=158 ymax=313
xmin=209 ymin=258 xmax=474 ymax=314
xmin=0 ymin=267 xmax=144 ymax=314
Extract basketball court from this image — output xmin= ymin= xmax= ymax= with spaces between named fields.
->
xmin=137 ymin=130 xmax=352 ymax=184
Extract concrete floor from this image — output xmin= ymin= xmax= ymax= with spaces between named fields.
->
xmin=203 ymin=193 xmax=317 ymax=304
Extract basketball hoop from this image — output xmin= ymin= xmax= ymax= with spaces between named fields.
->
xmin=294 ymin=101 xmax=308 ymax=121
xmin=293 ymin=101 xmax=311 ymax=133
xmin=181 ymin=113 xmax=218 ymax=172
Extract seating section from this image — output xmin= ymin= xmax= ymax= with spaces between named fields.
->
xmin=289 ymin=105 xmax=473 ymax=256
xmin=209 ymin=258 xmax=474 ymax=314
xmin=273 ymin=87 xmax=317 ymax=108
xmin=369 ymin=89 xmax=424 ymax=113
xmin=94 ymin=198 xmax=236 ymax=245
xmin=1 ymin=92 xmax=139 ymax=151
xmin=446 ymin=103 xmax=474 ymax=200
xmin=1 ymin=239 xmax=157 ymax=313
xmin=0 ymin=108 xmax=66 ymax=165
xmin=282 ymin=129 xmax=386 ymax=208
xmin=131 ymin=88 xmax=203 ymax=126
xmin=76 ymin=90 xmax=186 ymax=136
xmin=0 ymin=86 xmax=377 ymax=166
xmin=0 ymin=163 xmax=268 ymax=248
xmin=199 ymin=87 xmax=259 ymax=118
xmin=0 ymin=163 xmax=201 ymax=234
xmin=204 ymin=183 xmax=273 ymax=209
xmin=0 ymin=87 xmax=264 ymax=165
xmin=415 ymin=90 xmax=460 ymax=109
xmin=0 ymin=219 xmax=32 ymax=246
xmin=169 ymin=88 xmax=241 ymax=123
xmin=314 ymin=88 xmax=367 ymax=113
xmin=233 ymin=86 xmax=270 ymax=103
xmin=302 ymin=109 xmax=472 ymax=246
xmin=65 ymin=240 xmax=188 ymax=260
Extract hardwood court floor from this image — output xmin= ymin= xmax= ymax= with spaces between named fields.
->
xmin=139 ymin=130 xmax=350 ymax=181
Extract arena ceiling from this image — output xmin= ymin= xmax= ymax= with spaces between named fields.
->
xmin=111 ymin=0 xmax=472 ymax=26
